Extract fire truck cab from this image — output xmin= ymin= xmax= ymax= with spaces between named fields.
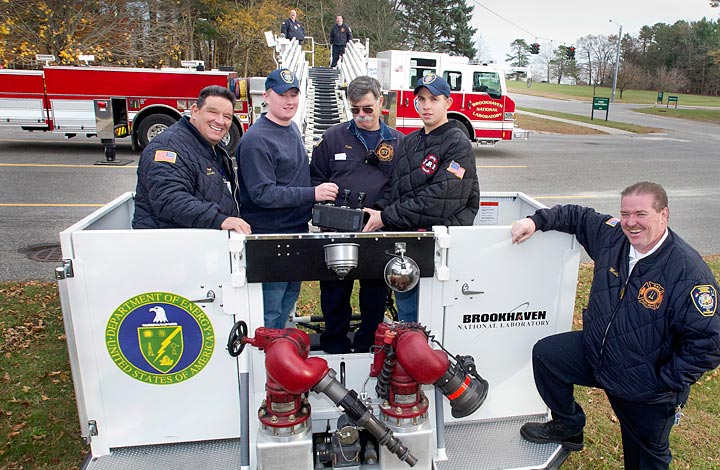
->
xmin=373 ymin=50 xmax=516 ymax=144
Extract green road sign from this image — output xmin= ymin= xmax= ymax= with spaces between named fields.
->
xmin=593 ymin=97 xmax=610 ymax=110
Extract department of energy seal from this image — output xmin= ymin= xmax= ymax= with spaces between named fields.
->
xmin=105 ymin=292 xmax=215 ymax=385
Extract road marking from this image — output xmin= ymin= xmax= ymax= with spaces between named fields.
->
xmin=0 ymin=163 xmax=137 ymax=169
xmin=0 ymin=203 xmax=104 ymax=207
xmin=477 ymin=165 xmax=527 ymax=168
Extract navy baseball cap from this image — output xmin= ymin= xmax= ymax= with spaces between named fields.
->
xmin=265 ymin=68 xmax=300 ymax=94
xmin=414 ymin=73 xmax=451 ymax=97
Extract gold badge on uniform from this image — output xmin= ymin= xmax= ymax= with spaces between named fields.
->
xmin=377 ymin=143 xmax=394 ymax=162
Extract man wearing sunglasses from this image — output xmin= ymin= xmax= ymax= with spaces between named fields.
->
xmin=310 ymin=76 xmax=404 ymax=354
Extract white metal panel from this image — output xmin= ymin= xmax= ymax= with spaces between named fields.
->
xmin=440 ymin=225 xmax=579 ymax=422
xmin=62 ymin=219 xmax=242 ymax=455
xmin=51 ymin=98 xmax=96 ymax=131
xmin=0 ymin=98 xmax=45 ymax=125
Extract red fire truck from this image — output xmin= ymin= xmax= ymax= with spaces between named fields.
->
xmin=372 ymin=50 xmax=517 ymax=144
xmin=0 ymin=63 xmax=250 ymax=161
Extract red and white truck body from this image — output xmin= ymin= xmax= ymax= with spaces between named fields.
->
xmin=373 ymin=50 xmax=516 ymax=144
xmin=0 ymin=66 xmax=250 ymax=153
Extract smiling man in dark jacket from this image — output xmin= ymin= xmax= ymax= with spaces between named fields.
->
xmin=511 ymin=181 xmax=720 ymax=470
xmin=133 ymin=85 xmax=250 ymax=234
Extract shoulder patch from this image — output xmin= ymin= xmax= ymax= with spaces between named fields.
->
xmin=605 ymin=217 xmax=620 ymax=227
xmin=154 ymin=150 xmax=177 ymax=163
xmin=691 ymin=285 xmax=717 ymax=316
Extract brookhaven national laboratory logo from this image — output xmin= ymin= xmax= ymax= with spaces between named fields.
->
xmin=105 ymin=292 xmax=214 ymax=385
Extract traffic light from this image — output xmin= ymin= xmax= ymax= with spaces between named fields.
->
xmin=566 ymin=46 xmax=576 ymax=60
xmin=530 ymin=43 xmax=540 ymax=54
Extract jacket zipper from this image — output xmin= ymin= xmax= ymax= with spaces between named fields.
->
xmin=597 ymin=272 xmax=631 ymax=371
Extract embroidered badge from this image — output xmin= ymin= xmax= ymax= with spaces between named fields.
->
xmin=605 ymin=217 xmax=620 ymax=227
xmin=638 ymin=281 xmax=664 ymax=310
xmin=154 ymin=150 xmax=177 ymax=163
xmin=609 ymin=267 xmax=619 ymax=277
xmin=446 ymin=160 xmax=466 ymax=179
xmin=280 ymin=69 xmax=295 ymax=83
xmin=206 ymin=167 xmax=216 ymax=176
xmin=421 ymin=73 xmax=438 ymax=85
xmin=420 ymin=154 xmax=439 ymax=175
xmin=691 ymin=285 xmax=717 ymax=316
xmin=377 ymin=143 xmax=394 ymax=162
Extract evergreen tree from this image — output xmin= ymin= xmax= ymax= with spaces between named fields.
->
xmin=397 ymin=0 xmax=477 ymax=57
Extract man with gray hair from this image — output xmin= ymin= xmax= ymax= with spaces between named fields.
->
xmin=310 ymin=76 xmax=404 ymax=353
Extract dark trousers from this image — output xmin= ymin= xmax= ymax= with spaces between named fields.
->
xmin=319 ymin=278 xmax=387 ymax=353
xmin=331 ymin=44 xmax=346 ymax=67
xmin=533 ymin=330 xmax=682 ymax=470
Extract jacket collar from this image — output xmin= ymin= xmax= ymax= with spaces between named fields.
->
xmin=346 ymin=118 xmax=397 ymax=150
xmin=180 ymin=116 xmax=229 ymax=159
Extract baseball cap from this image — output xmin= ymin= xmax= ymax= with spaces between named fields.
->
xmin=414 ymin=73 xmax=451 ymax=97
xmin=265 ymin=68 xmax=300 ymax=94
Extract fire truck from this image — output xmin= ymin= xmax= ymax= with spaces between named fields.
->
xmin=345 ymin=46 xmax=517 ymax=145
xmin=0 ymin=61 xmax=250 ymax=161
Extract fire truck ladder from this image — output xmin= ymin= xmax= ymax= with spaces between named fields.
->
xmin=304 ymin=67 xmax=346 ymax=151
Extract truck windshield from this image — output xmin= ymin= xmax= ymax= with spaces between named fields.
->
xmin=473 ymin=72 xmax=502 ymax=98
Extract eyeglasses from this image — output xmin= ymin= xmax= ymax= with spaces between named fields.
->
xmin=350 ymin=106 xmax=376 ymax=115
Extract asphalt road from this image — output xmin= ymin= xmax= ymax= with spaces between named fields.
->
xmin=1 ymin=100 xmax=718 ymax=282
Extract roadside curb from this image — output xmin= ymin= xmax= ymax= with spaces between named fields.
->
xmin=516 ymin=110 xmax=634 ymax=135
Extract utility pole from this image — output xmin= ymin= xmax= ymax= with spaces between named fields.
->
xmin=610 ymin=19 xmax=622 ymax=103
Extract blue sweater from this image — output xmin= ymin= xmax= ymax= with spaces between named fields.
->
xmin=236 ymin=115 xmax=315 ymax=234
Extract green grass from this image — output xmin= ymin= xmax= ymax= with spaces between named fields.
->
xmin=634 ymin=106 xmax=720 ymax=125
xmin=507 ymin=80 xmax=720 ymax=107
xmin=1 ymin=256 xmax=719 ymax=468
xmin=518 ymin=107 xmax=663 ymax=133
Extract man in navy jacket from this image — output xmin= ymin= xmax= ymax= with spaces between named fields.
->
xmin=511 ymin=182 xmax=720 ymax=469
xmin=133 ymin=85 xmax=250 ymax=234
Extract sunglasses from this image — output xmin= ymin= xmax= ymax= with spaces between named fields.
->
xmin=350 ymin=106 xmax=376 ymax=115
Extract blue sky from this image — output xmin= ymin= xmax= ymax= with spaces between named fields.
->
xmin=470 ymin=0 xmax=719 ymax=64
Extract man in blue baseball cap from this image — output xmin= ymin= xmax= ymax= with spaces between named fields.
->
xmin=363 ymin=72 xmax=479 ymax=322
xmin=237 ymin=68 xmax=339 ymax=328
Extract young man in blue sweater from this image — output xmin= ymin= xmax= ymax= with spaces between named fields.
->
xmin=236 ymin=69 xmax=338 ymax=328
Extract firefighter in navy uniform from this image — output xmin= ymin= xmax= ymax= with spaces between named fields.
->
xmin=280 ymin=9 xmax=305 ymax=45
xmin=310 ymin=76 xmax=404 ymax=353
xmin=511 ymin=181 xmax=720 ymax=470
xmin=329 ymin=15 xmax=352 ymax=68
xmin=133 ymin=85 xmax=250 ymax=234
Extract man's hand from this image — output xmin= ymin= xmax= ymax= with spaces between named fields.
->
xmin=315 ymin=182 xmax=339 ymax=202
xmin=511 ymin=218 xmax=536 ymax=244
xmin=362 ymin=208 xmax=384 ymax=232
xmin=221 ymin=217 xmax=252 ymax=234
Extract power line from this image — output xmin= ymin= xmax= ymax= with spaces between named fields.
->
xmin=470 ymin=0 xmax=570 ymax=45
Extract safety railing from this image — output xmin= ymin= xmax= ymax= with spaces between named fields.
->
xmin=339 ymin=39 xmax=369 ymax=85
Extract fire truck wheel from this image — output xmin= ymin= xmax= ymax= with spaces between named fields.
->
xmin=222 ymin=123 xmax=241 ymax=154
xmin=136 ymin=114 xmax=178 ymax=149
xmin=448 ymin=118 xmax=471 ymax=140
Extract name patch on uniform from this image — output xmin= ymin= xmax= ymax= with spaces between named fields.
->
xmin=638 ymin=281 xmax=664 ymax=310
xmin=421 ymin=154 xmax=439 ymax=175
xmin=334 ymin=153 xmax=347 ymax=161
xmin=377 ymin=143 xmax=394 ymax=162
xmin=691 ymin=285 xmax=717 ymax=316
xmin=154 ymin=150 xmax=177 ymax=163
xmin=605 ymin=217 xmax=620 ymax=227
xmin=446 ymin=160 xmax=466 ymax=179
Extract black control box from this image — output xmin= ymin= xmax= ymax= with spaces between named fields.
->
xmin=312 ymin=204 xmax=368 ymax=232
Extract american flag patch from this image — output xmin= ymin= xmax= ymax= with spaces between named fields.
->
xmin=446 ymin=160 xmax=465 ymax=179
xmin=154 ymin=150 xmax=177 ymax=163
